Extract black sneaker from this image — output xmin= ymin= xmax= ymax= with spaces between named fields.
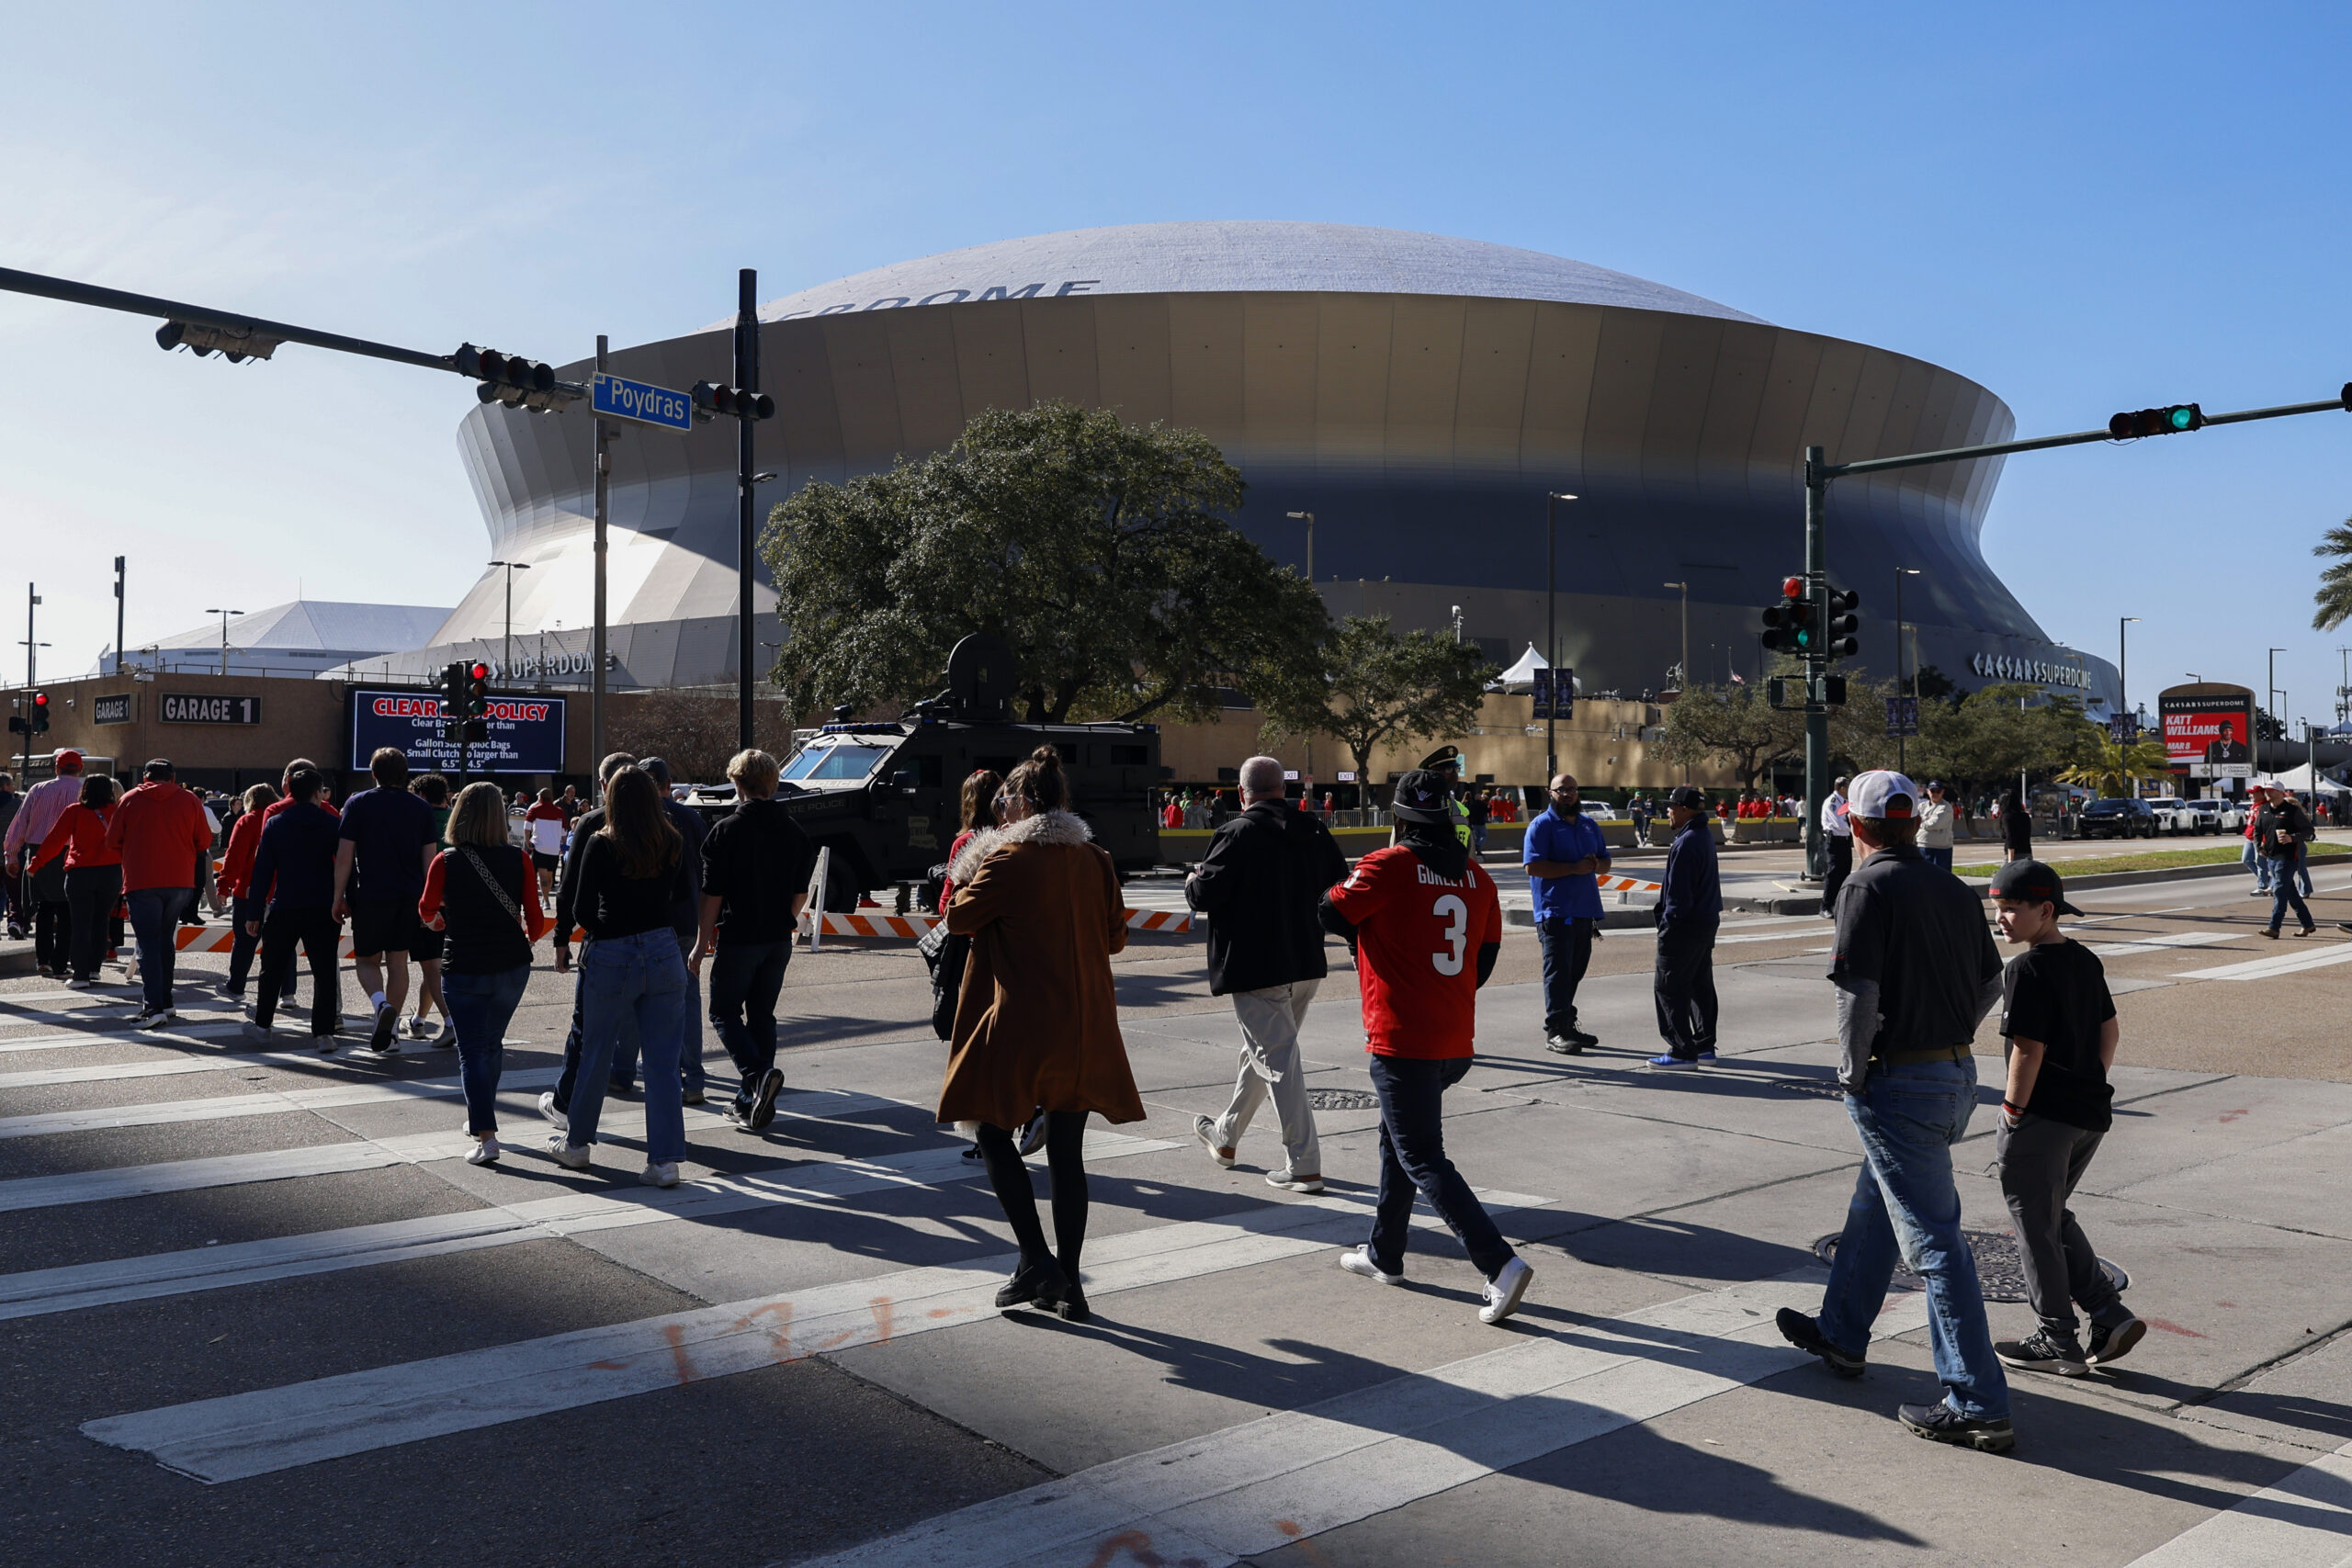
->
xmin=1017 ymin=1112 xmax=1049 ymax=1156
xmin=1897 ymin=1401 xmax=2015 ymax=1453
xmin=747 ymin=1067 xmax=786 ymax=1130
xmin=1544 ymin=1033 xmax=1585 ymax=1055
xmin=1776 ymin=1308 xmax=1865 ymax=1378
xmin=367 ymin=1003 xmax=400 ymax=1055
xmin=2086 ymin=1316 xmax=2147 ymax=1368
xmin=1996 ymin=1327 xmax=2087 ymax=1378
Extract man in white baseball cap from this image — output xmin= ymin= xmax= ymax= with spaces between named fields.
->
xmin=1777 ymin=769 xmax=2015 ymax=1452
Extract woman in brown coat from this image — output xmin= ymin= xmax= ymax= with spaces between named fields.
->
xmin=941 ymin=746 xmax=1143 ymax=1321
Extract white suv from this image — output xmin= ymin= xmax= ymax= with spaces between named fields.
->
xmin=2142 ymin=796 xmax=2202 ymax=835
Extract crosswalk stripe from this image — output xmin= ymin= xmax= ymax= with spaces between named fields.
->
xmin=0 ymin=1083 xmax=904 ymax=1209
xmin=80 ymin=1183 xmax=1544 ymax=1481
xmin=0 ymin=1035 xmax=528 ymax=1090
xmin=0 ymin=1066 xmax=559 ymax=1140
xmin=2119 ymin=1438 xmax=2352 ymax=1565
xmin=2176 ymin=942 xmax=2352 ymax=981
xmin=2 ymin=1125 xmax=1174 ymax=1322
xmin=0 ymin=1021 xmax=247 ymax=1054
xmin=2087 ymin=931 xmax=2249 ymax=956
xmin=789 ymin=1271 xmax=1933 ymax=1568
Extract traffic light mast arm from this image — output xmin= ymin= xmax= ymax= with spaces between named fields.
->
xmin=0 ymin=265 xmax=586 ymax=397
xmin=1816 ymin=385 xmax=2352 ymax=482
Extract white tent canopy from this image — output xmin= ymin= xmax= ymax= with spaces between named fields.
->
xmin=2251 ymin=763 xmax=2349 ymax=794
xmin=1491 ymin=644 xmax=1581 ymax=694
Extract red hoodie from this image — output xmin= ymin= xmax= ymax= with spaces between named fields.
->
xmin=106 ymin=781 xmax=214 ymax=894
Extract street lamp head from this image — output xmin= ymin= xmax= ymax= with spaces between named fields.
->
xmin=751 ymin=471 xmax=778 ymax=484
xmin=1662 ymin=581 xmax=1686 ymax=591
xmin=2122 ymin=615 xmax=2141 ymax=623
xmin=1897 ymin=567 xmax=1921 ymax=577
xmin=1548 ymin=491 xmax=1577 ymax=502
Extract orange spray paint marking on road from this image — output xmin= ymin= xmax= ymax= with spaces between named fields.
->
xmin=869 ymin=1295 xmax=894 ymax=1345
xmin=731 ymin=1300 xmax=797 ymax=1362
xmin=662 ymin=1323 xmax=700 ymax=1383
xmin=1080 ymin=1530 xmax=1169 ymax=1567
xmin=2144 ymin=1316 xmax=2209 ymax=1339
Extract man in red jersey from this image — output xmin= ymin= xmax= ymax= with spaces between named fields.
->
xmin=1321 ymin=767 xmax=1533 ymax=1325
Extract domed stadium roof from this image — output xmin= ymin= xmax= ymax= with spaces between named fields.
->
xmin=744 ymin=221 xmax=1768 ymax=327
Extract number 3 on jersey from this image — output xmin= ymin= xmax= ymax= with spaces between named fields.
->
xmin=1430 ymin=893 xmax=1469 ymax=976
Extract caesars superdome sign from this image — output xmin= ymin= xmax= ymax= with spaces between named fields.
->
xmin=1969 ymin=652 xmax=2092 ymax=691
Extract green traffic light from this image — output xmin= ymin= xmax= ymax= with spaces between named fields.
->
xmin=2168 ymin=406 xmax=2195 ymax=431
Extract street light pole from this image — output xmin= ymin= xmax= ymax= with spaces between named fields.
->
xmin=1544 ymin=492 xmax=1577 ymax=779
xmin=1661 ymin=579 xmax=1690 ymax=782
xmin=734 ymin=268 xmax=760 ymax=755
xmin=487 ymin=560 xmax=532 ymax=678
xmin=2119 ymin=616 xmax=2140 ymax=731
xmin=1287 ymin=510 xmax=1317 ymax=786
xmin=203 ymin=607 xmax=243 ymax=677
xmin=112 ymin=557 xmax=125 ymax=677
xmin=594 ymin=333 xmax=610 ymax=785
xmin=2268 ymin=647 xmax=2286 ymax=775
xmin=1894 ymin=567 xmax=1920 ymax=773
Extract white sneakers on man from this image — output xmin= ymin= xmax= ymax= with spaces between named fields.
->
xmin=1480 ymin=1257 xmax=1535 ymax=1325
xmin=1339 ymin=1247 xmax=1403 ymax=1285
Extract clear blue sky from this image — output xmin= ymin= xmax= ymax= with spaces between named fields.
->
xmin=5 ymin=4 xmax=2349 ymax=728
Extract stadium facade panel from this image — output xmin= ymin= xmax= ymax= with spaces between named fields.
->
xmin=393 ymin=222 xmax=2117 ymax=712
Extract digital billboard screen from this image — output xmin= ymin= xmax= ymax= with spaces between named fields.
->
xmin=348 ymin=688 xmax=567 ymax=775
xmin=2158 ymin=686 xmax=2254 ymax=777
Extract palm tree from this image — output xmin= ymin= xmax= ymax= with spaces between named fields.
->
xmin=2056 ymin=737 xmax=2174 ymax=798
xmin=2314 ymin=519 xmax=2352 ymax=630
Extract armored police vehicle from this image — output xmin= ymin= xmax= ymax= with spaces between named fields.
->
xmin=761 ymin=636 xmax=1165 ymax=908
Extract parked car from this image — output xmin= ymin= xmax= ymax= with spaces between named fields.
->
xmin=1578 ymin=801 xmax=1628 ymax=823
xmin=2079 ymin=796 xmax=2159 ymax=840
xmin=2142 ymin=795 xmax=2204 ymax=835
xmin=2209 ymin=796 xmax=2250 ymax=832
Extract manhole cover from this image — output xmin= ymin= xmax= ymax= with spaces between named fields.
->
xmin=1306 ymin=1088 xmax=1381 ymax=1111
xmin=1813 ymin=1229 xmax=2128 ymax=1304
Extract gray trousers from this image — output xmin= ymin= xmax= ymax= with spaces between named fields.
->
xmin=1996 ymin=1112 xmax=2130 ymax=1338
xmin=1211 ymin=979 xmax=1321 ymax=1175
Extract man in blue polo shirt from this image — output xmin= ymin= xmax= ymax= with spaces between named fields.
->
xmin=1525 ymin=773 xmax=1611 ymax=1055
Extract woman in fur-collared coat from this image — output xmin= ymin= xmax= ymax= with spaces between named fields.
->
xmin=941 ymin=745 xmax=1143 ymax=1322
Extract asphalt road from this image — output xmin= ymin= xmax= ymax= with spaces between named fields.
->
xmin=6 ymin=858 xmax=2352 ymax=1567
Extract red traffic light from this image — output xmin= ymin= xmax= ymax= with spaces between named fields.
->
xmin=469 ymin=663 xmax=489 ymax=681
xmin=31 ymin=692 xmax=48 ymax=706
xmin=1781 ymin=576 xmax=1804 ymax=599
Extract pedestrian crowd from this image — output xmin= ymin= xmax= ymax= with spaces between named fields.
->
xmin=40 ymin=736 xmax=2345 ymax=1454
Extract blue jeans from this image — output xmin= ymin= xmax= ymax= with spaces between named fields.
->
xmin=126 ymin=886 xmax=194 ymax=1013
xmin=1535 ymin=916 xmax=1592 ymax=1036
xmin=609 ymin=940 xmax=705 ymax=1094
xmin=708 ymin=938 xmax=792 ymax=1109
xmin=445 ymin=964 xmax=530 ymax=1134
xmin=1365 ymin=1053 xmax=1513 ymax=1280
xmin=1923 ymin=847 xmax=1953 ymax=873
xmin=2245 ymin=838 xmax=2272 ymax=893
xmin=568 ymin=931 xmax=688 ymax=1164
xmin=2269 ymin=847 xmax=2313 ymax=932
xmin=1819 ymin=1056 xmax=2009 ymax=1421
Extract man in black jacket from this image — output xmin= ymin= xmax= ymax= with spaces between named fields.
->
xmin=695 ymin=747 xmax=816 ymax=1130
xmin=1184 ymin=755 xmax=1351 ymax=1193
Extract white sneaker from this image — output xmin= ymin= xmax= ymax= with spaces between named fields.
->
xmin=62 ymin=977 xmax=89 ymax=991
xmin=537 ymin=1091 xmax=568 ymax=1131
xmin=545 ymin=1134 xmax=591 ymax=1170
xmin=1266 ymin=1168 xmax=1324 ymax=1194
xmin=639 ymin=1161 xmax=680 ymax=1188
xmin=1479 ymin=1256 xmax=1534 ymax=1325
xmin=1339 ymin=1247 xmax=1403 ymax=1286
xmin=404 ymin=1014 xmax=435 ymax=1039
xmin=241 ymin=1021 xmax=274 ymax=1045
xmin=1193 ymin=1114 xmax=1236 ymax=1169
xmin=140 ymin=1008 xmax=176 ymax=1031
xmin=466 ymin=1136 xmax=502 ymax=1167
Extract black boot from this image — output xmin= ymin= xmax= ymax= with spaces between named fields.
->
xmin=994 ymin=1256 xmax=1069 ymax=1310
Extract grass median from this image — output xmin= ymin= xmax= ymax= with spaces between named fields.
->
xmin=1954 ymin=841 xmax=2350 ymax=880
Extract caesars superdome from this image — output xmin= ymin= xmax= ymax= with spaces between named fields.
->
xmin=422 ymin=220 xmax=2117 ymax=708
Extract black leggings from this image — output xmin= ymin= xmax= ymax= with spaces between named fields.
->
xmin=973 ymin=1111 xmax=1090 ymax=1274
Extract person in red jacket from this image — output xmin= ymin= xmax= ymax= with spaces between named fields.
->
xmin=33 ymin=773 xmax=121 ymax=987
xmin=107 ymin=759 xmax=216 ymax=1029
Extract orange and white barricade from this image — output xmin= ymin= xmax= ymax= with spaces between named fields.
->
xmin=796 ymin=906 xmax=1193 ymax=942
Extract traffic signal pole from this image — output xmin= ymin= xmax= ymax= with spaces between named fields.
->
xmin=1796 ymin=381 xmax=2352 ymax=888
xmin=594 ymin=334 xmax=610 ymax=785
xmin=1803 ymin=448 xmax=1830 ymax=882
xmin=734 ymin=269 xmax=760 ymax=755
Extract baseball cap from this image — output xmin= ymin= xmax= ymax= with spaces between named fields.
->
xmin=1989 ymin=858 xmax=2083 ymax=916
xmin=1846 ymin=769 xmax=1920 ymax=819
xmin=1667 ymin=784 xmax=1707 ymax=810
xmin=52 ymin=749 xmax=82 ymax=770
xmin=1389 ymin=769 xmax=1453 ymax=824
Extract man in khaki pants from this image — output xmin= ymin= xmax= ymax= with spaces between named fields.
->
xmin=1184 ymin=756 xmax=1351 ymax=1193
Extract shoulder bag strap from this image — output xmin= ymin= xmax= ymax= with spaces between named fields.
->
xmin=458 ymin=846 xmax=524 ymax=925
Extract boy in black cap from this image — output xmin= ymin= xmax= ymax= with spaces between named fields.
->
xmin=1987 ymin=858 xmax=2146 ymax=1377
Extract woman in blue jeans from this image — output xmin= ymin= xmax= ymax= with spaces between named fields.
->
xmin=419 ymin=782 xmax=548 ymax=1167
xmin=551 ymin=766 xmax=692 ymax=1185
